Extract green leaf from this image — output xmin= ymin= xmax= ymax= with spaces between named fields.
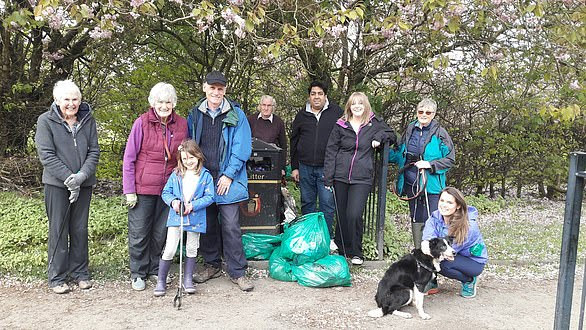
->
xmin=398 ymin=21 xmax=411 ymax=30
xmin=447 ymin=18 xmax=460 ymax=33
xmin=245 ymin=19 xmax=254 ymax=33
xmin=347 ymin=10 xmax=358 ymax=20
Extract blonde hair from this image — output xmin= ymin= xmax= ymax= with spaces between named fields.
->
xmin=175 ymin=140 xmax=205 ymax=176
xmin=442 ymin=187 xmax=470 ymax=245
xmin=343 ymin=92 xmax=372 ymax=125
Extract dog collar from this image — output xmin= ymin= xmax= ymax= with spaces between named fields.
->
xmin=416 ymin=259 xmax=435 ymax=273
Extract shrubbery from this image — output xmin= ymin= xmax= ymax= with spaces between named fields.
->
xmin=0 ymin=185 xmax=517 ymax=281
xmin=0 ymin=192 xmax=128 ymax=280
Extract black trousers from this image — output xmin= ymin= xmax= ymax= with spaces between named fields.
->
xmin=333 ymin=181 xmax=371 ymax=259
xmin=45 ymin=184 xmax=92 ymax=287
xmin=127 ymin=194 xmax=169 ymax=279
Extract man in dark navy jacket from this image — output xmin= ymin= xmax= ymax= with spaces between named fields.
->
xmin=290 ymin=81 xmax=343 ymax=249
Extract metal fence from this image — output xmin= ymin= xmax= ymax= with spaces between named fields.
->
xmin=554 ymin=151 xmax=586 ymax=330
xmin=362 ymin=142 xmax=389 ymax=260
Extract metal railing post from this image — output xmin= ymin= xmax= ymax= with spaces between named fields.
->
xmin=554 ymin=151 xmax=586 ymax=330
xmin=376 ymin=142 xmax=389 ymax=260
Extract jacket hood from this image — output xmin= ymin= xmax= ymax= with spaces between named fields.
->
xmin=50 ymin=101 xmax=92 ymax=124
xmin=467 ymin=206 xmax=478 ymax=221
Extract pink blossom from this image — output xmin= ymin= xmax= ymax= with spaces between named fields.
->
xmin=488 ymin=52 xmax=504 ymax=61
xmin=365 ymin=43 xmax=384 ymax=51
xmin=129 ymin=12 xmax=140 ymax=19
xmin=555 ymin=53 xmax=570 ymax=62
xmin=569 ymin=80 xmax=581 ymax=90
xmin=316 ymin=40 xmax=323 ymax=48
xmin=448 ymin=5 xmax=466 ymax=17
xmin=381 ymin=28 xmax=394 ymax=39
xmin=228 ymin=0 xmax=244 ymax=6
xmin=43 ymin=50 xmax=64 ymax=62
xmin=89 ymin=26 xmax=112 ymax=39
xmin=235 ymin=27 xmax=246 ymax=39
xmin=47 ymin=8 xmax=65 ymax=30
xmin=130 ymin=0 xmax=145 ymax=8
xmin=327 ymin=24 xmax=347 ymax=38
xmin=196 ymin=19 xmax=209 ymax=32
xmin=432 ymin=19 xmax=444 ymax=31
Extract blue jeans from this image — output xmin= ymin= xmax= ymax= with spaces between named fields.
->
xmin=440 ymin=255 xmax=485 ymax=283
xmin=298 ymin=162 xmax=335 ymax=236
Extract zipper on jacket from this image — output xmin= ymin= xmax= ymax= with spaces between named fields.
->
xmin=312 ymin=119 xmax=319 ymax=163
xmin=348 ymin=125 xmax=362 ymax=182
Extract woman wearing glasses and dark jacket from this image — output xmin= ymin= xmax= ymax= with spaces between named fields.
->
xmin=388 ymin=98 xmax=455 ymax=249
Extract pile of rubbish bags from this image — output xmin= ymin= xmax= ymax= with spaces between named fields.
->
xmin=242 ymin=212 xmax=351 ymax=288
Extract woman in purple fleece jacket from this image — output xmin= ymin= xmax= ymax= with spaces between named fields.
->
xmin=422 ymin=186 xmax=488 ymax=298
xmin=122 ymin=82 xmax=188 ymax=291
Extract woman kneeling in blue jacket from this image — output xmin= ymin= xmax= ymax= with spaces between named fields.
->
xmin=422 ymin=186 xmax=488 ymax=298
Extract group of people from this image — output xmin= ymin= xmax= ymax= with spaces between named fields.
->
xmin=35 ymin=71 xmax=487 ymax=300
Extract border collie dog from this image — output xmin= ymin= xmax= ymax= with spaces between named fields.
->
xmin=368 ymin=238 xmax=456 ymax=320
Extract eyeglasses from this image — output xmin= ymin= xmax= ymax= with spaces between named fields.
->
xmin=417 ymin=110 xmax=435 ymax=115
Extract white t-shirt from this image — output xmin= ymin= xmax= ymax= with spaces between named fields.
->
xmin=182 ymin=170 xmax=200 ymax=202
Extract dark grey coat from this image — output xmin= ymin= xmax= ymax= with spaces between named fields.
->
xmin=35 ymin=102 xmax=100 ymax=188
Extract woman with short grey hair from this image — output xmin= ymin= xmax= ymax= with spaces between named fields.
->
xmin=122 ymin=82 xmax=189 ymax=291
xmin=35 ymin=79 xmax=100 ymax=294
xmin=389 ymin=97 xmax=455 ymax=252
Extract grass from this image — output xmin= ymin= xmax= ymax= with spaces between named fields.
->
xmin=0 ymin=188 xmax=582 ymax=282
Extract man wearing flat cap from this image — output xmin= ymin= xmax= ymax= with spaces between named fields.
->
xmin=187 ymin=71 xmax=254 ymax=291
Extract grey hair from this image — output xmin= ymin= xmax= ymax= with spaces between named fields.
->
xmin=258 ymin=95 xmax=276 ymax=110
xmin=53 ymin=80 xmax=81 ymax=102
xmin=417 ymin=98 xmax=437 ymax=113
xmin=148 ymin=82 xmax=177 ymax=107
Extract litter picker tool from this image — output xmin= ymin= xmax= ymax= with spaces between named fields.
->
xmin=173 ymin=201 xmax=185 ymax=309
xmin=331 ymin=186 xmax=347 ymax=259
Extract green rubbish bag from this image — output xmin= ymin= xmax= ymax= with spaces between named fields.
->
xmin=291 ymin=255 xmax=352 ymax=288
xmin=268 ymin=247 xmax=295 ymax=282
xmin=280 ymin=212 xmax=330 ymax=265
xmin=242 ymin=233 xmax=282 ymax=260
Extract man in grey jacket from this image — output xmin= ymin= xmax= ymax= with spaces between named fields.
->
xmin=35 ymin=80 xmax=100 ymax=294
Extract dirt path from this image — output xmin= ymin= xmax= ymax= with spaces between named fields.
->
xmin=1 ymin=266 xmax=583 ymax=329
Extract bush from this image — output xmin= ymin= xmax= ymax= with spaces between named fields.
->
xmin=0 ymin=192 xmax=128 ymax=280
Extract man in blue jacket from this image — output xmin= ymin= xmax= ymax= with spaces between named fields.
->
xmin=187 ymin=71 xmax=254 ymax=291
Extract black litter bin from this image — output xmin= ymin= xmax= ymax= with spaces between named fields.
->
xmin=239 ymin=138 xmax=282 ymax=235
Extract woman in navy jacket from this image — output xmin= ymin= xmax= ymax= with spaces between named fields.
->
xmin=324 ymin=92 xmax=395 ymax=265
